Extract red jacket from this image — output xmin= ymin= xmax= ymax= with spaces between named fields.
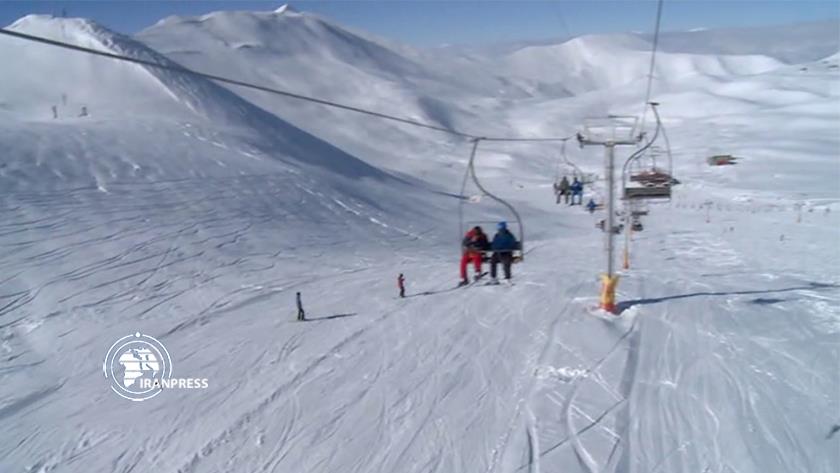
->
xmin=462 ymin=229 xmax=490 ymax=252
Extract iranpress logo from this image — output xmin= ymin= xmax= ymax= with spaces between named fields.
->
xmin=103 ymin=332 xmax=208 ymax=402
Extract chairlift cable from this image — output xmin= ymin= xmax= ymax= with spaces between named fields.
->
xmin=555 ymin=137 xmax=570 ymax=182
xmin=658 ymin=109 xmax=673 ymax=180
xmin=622 ymin=103 xmax=662 ymax=193
xmin=639 ymin=0 xmax=665 ymax=133
xmin=458 ymin=139 xmax=483 ymax=243
xmin=622 ymin=103 xmax=673 ymax=201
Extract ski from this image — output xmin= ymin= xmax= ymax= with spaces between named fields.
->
xmin=457 ymin=271 xmax=488 ymax=288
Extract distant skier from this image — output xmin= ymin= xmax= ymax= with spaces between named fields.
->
xmin=570 ymin=177 xmax=583 ymax=205
xmin=459 ymin=226 xmax=489 ymax=286
xmin=397 ymin=273 xmax=406 ymax=298
xmin=586 ymin=198 xmax=597 ymax=214
xmin=489 ymin=221 xmax=519 ymax=284
xmin=296 ymin=291 xmax=305 ymax=321
xmin=51 ymin=105 xmax=57 ymax=119
xmin=79 ymin=106 xmax=88 ymax=117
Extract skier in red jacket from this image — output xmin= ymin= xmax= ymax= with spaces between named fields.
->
xmin=459 ymin=226 xmax=490 ymax=286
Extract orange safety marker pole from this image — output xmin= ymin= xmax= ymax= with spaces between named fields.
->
xmin=600 ymin=274 xmax=620 ymax=313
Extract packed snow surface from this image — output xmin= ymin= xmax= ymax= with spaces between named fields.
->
xmin=1 ymin=8 xmax=838 ymax=473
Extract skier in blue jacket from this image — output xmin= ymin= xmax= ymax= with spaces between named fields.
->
xmin=489 ymin=221 xmax=519 ymax=283
xmin=586 ymin=198 xmax=597 ymax=214
xmin=570 ymin=178 xmax=584 ymax=205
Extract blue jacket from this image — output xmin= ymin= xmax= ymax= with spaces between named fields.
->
xmin=571 ymin=181 xmax=583 ymax=193
xmin=492 ymin=229 xmax=519 ymax=251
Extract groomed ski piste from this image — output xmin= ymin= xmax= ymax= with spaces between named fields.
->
xmin=1 ymin=7 xmax=839 ymax=473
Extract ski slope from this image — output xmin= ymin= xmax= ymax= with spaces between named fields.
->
xmin=1 ymin=8 xmax=839 ymax=473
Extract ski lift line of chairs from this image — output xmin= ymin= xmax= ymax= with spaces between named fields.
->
xmin=458 ymin=138 xmax=525 ymax=262
xmin=555 ymin=138 xmax=596 ymax=187
xmin=621 ymin=102 xmax=675 ymax=202
xmin=624 ymin=200 xmax=648 ymax=231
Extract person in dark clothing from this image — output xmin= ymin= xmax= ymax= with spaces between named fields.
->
xmin=558 ymin=176 xmax=570 ymax=204
xmin=586 ymin=198 xmax=597 ymax=214
xmin=570 ymin=178 xmax=584 ymax=205
xmin=489 ymin=221 xmax=519 ymax=283
xmin=460 ymin=226 xmax=490 ymax=286
xmin=397 ymin=273 xmax=406 ymax=298
xmin=296 ymin=292 xmax=305 ymax=321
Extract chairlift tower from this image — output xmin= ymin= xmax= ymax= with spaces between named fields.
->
xmin=577 ymin=116 xmax=642 ymax=313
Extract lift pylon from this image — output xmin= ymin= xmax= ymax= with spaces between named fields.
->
xmin=577 ymin=116 xmax=642 ymax=313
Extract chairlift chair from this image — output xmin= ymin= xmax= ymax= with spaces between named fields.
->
xmin=555 ymin=138 xmax=591 ymax=189
xmin=628 ymin=199 xmax=649 ymax=217
xmin=622 ymin=103 xmax=675 ymax=202
xmin=459 ymin=139 xmax=525 ymax=262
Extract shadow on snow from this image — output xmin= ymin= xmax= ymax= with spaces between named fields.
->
xmin=616 ymin=282 xmax=838 ymax=314
xmin=303 ymin=313 xmax=358 ymax=322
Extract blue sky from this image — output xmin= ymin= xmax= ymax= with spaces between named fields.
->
xmin=1 ymin=1 xmax=838 ymax=46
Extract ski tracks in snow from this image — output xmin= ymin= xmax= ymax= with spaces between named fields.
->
xmin=175 ymin=307 xmax=398 ymax=473
xmin=487 ymin=280 xmax=586 ymax=473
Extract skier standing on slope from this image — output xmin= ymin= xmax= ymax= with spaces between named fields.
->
xmin=459 ymin=226 xmax=490 ymax=286
xmin=397 ymin=273 xmax=406 ymax=298
xmin=296 ymin=292 xmax=305 ymax=321
xmin=586 ymin=198 xmax=597 ymax=214
xmin=489 ymin=221 xmax=519 ymax=284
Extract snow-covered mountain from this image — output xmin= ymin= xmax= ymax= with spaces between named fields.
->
xmin=1 ymin=6 xmax=838 ymax=473
xmin=3 ymin=15 xmax=414 ymax=181
xmin=495 ymin=33 xmax=785 ymax=95
xmin=484 ymin=19 xmax=839 ymax=96
xmin=651 ymin=19 xmax=840 ymax=63
xmin=135 ymin=6 xmax=539 ymax=175
xmin=135 ymin=9 xmax=840 ymax=177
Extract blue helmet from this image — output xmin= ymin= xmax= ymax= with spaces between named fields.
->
xmin=497 ymin=221 xmax=507 ymax=230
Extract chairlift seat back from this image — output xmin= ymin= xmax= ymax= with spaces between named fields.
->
xmin=624 ymin=187 xmax=672 ymax=200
